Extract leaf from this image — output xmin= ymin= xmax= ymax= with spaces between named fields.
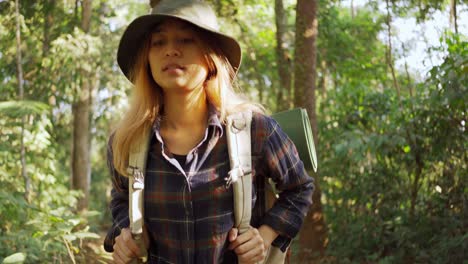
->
xmin=62 ymin=234 xmax=77 ymax=242
xmin=2 ymin=252 xmax=27 ymax=264
xmin=73 ymin=231 xmax=100 ymax=239
xmin=48 ymin=215 xmax=64 ymax=223
xmin=0 ymin=100 xmax=50 ymax=118
xmin=81 ymin=210 xmax=101 ymax=218
xmin=403 ymin=145 xmax=411 ymax=153
xmin=67 ymin=218 xmax=81 ymax=227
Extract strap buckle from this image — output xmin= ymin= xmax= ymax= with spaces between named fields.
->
xmin=230 ymin=117 xmax=247 ymax=134
xmin=127 ymin=166 xmax=145 ymax=190
xmin=225 ymin=166 xmax=242 ymax=188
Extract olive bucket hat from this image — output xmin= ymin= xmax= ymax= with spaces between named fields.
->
xmin=117 ymin=0 xmax=242 ymax=82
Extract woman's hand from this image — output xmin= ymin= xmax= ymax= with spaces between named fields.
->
xmin=112 ymin=227 xmax=148 ymax=264
xmin=228 ymin=225 xmax=279 ymax=264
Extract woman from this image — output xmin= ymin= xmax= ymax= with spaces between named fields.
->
xmin=104 ymin=0 xmax=314 ymax=263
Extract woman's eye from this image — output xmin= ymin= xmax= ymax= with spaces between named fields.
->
xmin=152 ymin=40 xmax=164 ymax=46
xmin=180 ymin=38 xmax=195 ymax=44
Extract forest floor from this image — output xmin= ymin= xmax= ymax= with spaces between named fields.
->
xmin=76 ymin=231 xmax=113 ymax=264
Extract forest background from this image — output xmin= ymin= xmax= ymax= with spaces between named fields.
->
xmin=1 ymin=0 xmax=466 ymax=263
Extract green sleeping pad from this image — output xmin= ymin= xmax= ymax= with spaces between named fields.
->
xmin=272 ymin=108 xmax=318 ymax=173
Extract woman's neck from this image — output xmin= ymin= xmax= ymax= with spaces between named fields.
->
xmin=161 ymin=89 xmax=208 ymax=130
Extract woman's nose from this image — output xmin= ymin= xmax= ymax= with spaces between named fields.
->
xmin=165 ymin=43 xmax=181 ymax=57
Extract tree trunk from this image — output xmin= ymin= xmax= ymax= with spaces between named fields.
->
xmin=72 ymin=0 xmax=92 ymax=211
xmin=274 ymin=0 xmax=292 ymax=111
xmin=215 ymin=0 xmax=221 ymax=15
xmin=450 ymin=0 xmax=458 ymax=34
xmin=81 ymin=0 xmax=92 ymax=32
xmin=385 ymin=0 xmax=400 ymax=104
xmin=15 ymin=0 xmax=30 ymax=203
xmin=409 ymin=152 xmax=423 ymax=222
xmin=44 ymin=0 xmax=57 ymax=108
xmin=43 ymin=0 xmax=55 ymax=56
xmin=150 ymin=0 xmax=160 ymax=8
xmin=404 ymin=60 xmax=413 ymax=98
xmin=293 ymin=0 xmax=327 ymax=261
xmin=294 ymin=0 xmax=318 ymax=146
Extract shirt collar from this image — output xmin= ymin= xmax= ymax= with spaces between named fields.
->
xmin=207 ymin=104 xmax=223 ymax=136
xmin=152 ymin=104 xmax=223 ymax=136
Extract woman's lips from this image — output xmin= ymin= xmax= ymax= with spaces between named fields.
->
xmin=163 ymin=63 xmax=185 ymax=71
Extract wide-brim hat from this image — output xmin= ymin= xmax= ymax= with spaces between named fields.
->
xmin=117 ymin=0 xmax=242 ymax=82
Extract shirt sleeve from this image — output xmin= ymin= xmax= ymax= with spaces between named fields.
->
xmin=254 ymin=114 xmax=315 ymax=251
xmin=103 ymin=137 xmax=130 ymax=253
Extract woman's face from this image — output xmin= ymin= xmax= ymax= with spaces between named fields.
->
xmin=148 ymin=18 xmax=209 ymax=94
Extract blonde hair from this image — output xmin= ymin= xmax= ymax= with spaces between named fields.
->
xmin=111 ymin=31 xmax=263 ymax=178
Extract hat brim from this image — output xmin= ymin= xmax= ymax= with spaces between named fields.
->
xmin=117 ymin=14 xmax=242 ymax=82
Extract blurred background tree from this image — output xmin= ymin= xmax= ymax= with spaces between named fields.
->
xmin=1 ymin=0 xmax=466 ymax=263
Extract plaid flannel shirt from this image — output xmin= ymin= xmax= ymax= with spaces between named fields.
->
xmin=104 ymin=111 xmax=314 ymax=263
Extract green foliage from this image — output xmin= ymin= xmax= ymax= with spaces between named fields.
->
xmin=319 ymin=33 xmax=467 ymax=263
xmin=318 ymin=3 xmax=389 ymax=89
xmin=207 ymin=0 xmax=295 ymax=111
xmin=2 ymin=252 xmax=26 ymax=264
xmin=42 ymin=28 xmax=103 ymax=104
xmin=0 ymin=0 xmax=142 ymax=262
xmin=0 ymin=101 xmax=50 ymax=118
xmin=1 ymin=0 xmax=466 ymax=262
xmin=0 ymin=102 xmax=100 ymax=262
xmin=0 ymin=194 xmax=99 ymax=263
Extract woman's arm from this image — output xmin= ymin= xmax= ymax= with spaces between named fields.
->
xmin=256 ymin=114 xmax=315 ymax=249
xmin=103 ymin=137 xmax=131 ymax=252
xmin=228 ymin=114 xmax=314 ymax=262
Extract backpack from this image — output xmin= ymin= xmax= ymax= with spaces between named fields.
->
xmin=127 ymin=108 xmax=317 ymax=263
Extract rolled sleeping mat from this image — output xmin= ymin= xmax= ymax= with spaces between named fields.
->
xmin=271 ymin=108 xmax=318 ymax=173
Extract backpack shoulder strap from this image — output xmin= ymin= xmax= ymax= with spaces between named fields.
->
xmin=127 ymin=128 xmax=152 ymax=237
xmin=226 ymin=111 xmax=253 ymax=234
